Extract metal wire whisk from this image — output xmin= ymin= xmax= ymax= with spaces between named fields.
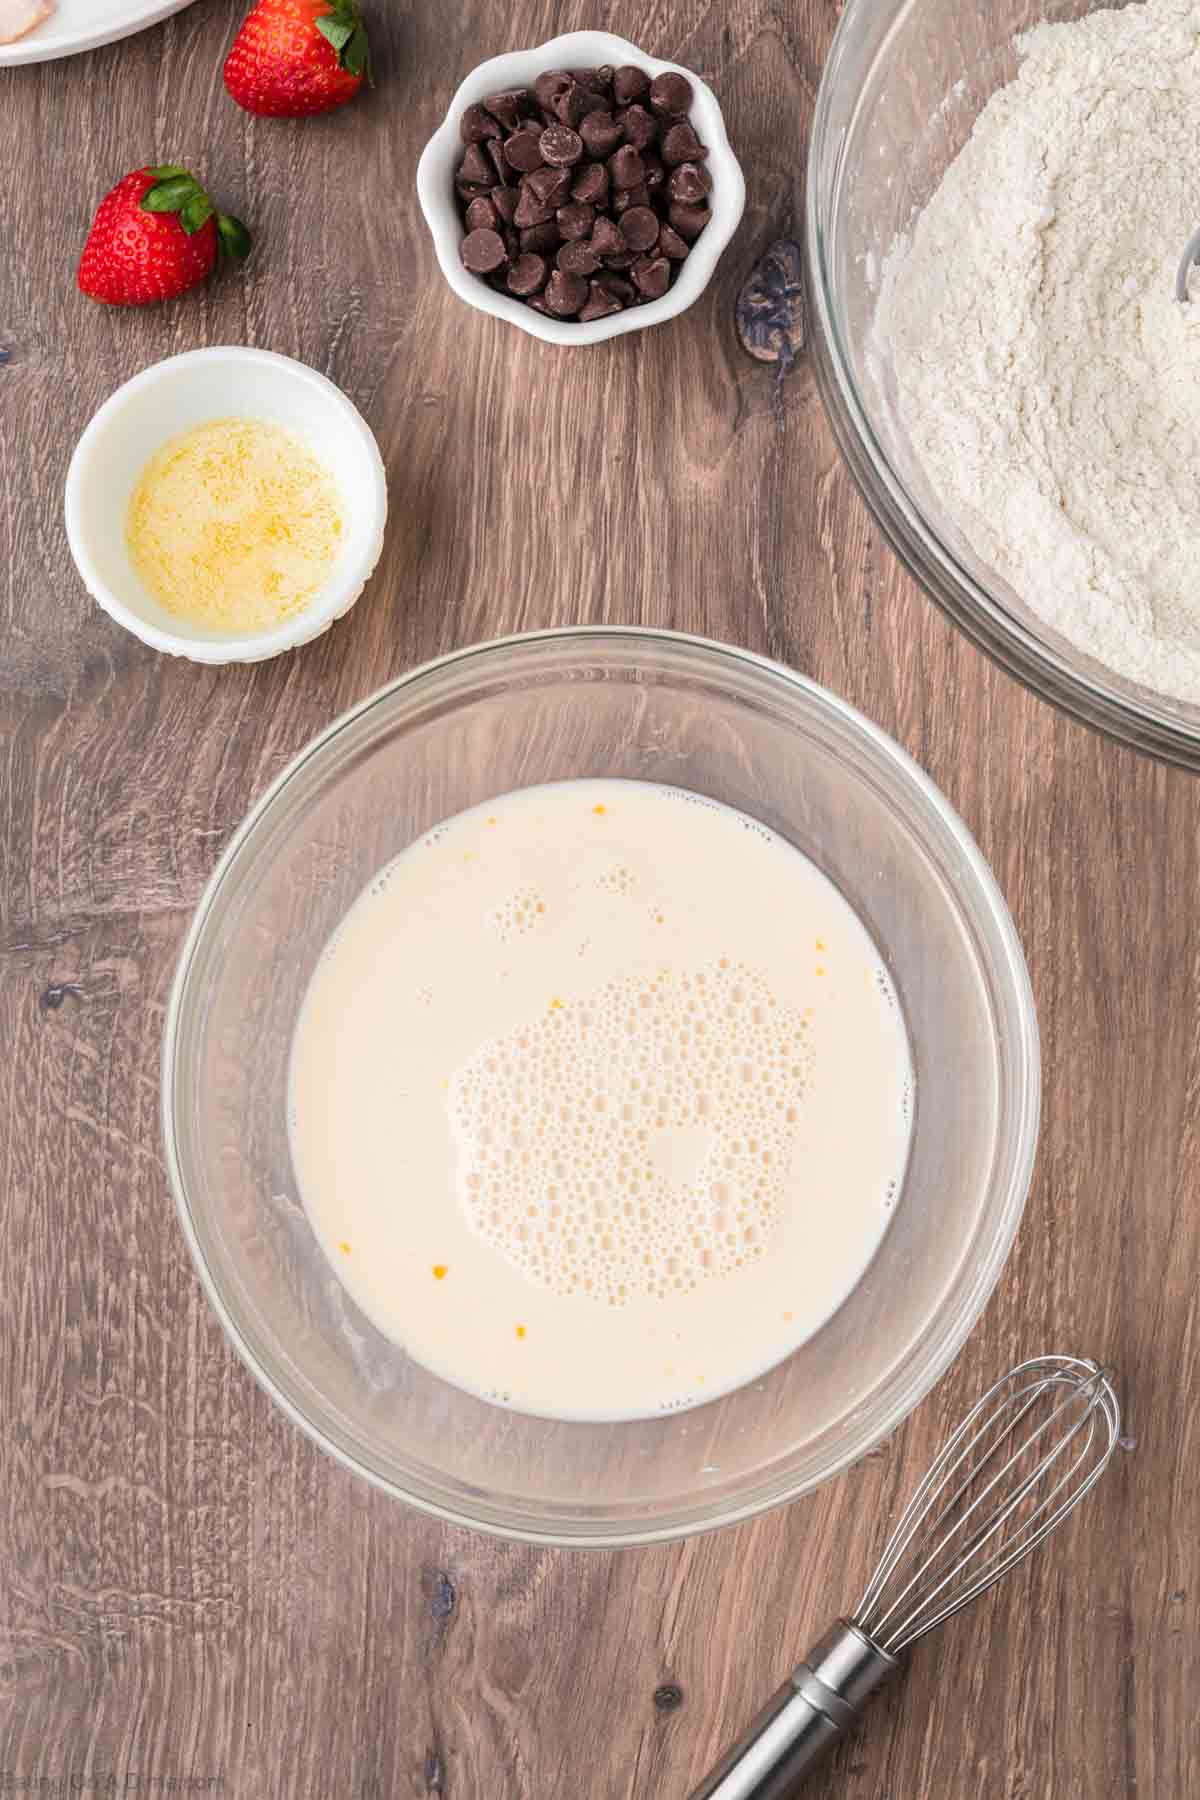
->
xmin=690 ymin=1355 xmax=1121 ymax=1800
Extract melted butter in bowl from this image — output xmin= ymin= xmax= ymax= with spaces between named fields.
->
xmin=126 ymin=417 xmax=345 ymax=636
xmin=65 ymin=347 xmax=387 ymax=664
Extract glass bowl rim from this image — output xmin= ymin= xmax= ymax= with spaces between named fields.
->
xmin=161 ymin=625 xmax=1041 ymax=1546
xmin=804 ymin=0 xmax=1200 ymax=772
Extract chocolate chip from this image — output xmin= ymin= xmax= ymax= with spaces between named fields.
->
xmin=460 ymin=228 xmax=508 ymax=274
xmin=487 ymin=138 xmax=514 ymax=184
xmin=590 ymin=215 xmax=623 ymax=257
xmin=544 ymin=269 xmax=588 ymax=316
xmin=669 ymin=161 xmax=712 ymax=203
xmin=514 ymin=185 xmax=555 ymax=229
xmin=620 ymin=205 xmax=660 ymax=253
xmin=465 ymin=196 xmax=499 ymax=233
xmin=459 ymin=142 xmax=495 ymax=185
xmin=455 ymin=177 xmax=492 ymax=204
xmin=461 ymin=103 xmax=500 ymax=143
xmin=576 ymin=89 xmax=611 ymax=123
xmin=519 ymin=221 xmax=561 ymax=255
xmin=613 ymin=182 xmax=651 ymax=216
xmin=580 ymin=281 xmax=623 ymax=321
xmin=661 ymin=122 xmax=706 ymax=166
xmin=632 ymin=254 xmax=671 ymax=300
xmin=668 ymin=200 xmax=710 ymax=240
xmin=580 ymin=110 xmax=623 ymax=158
xmin=484 ymin=89 xmax=529 ymax=132
xmin=527 ymin=165 xmax=571 ymax=207
xmin=592 ymin=66 xmax=615 ymax=97
xmin=650 ymin=71 xmax=692 ymax=118
xmin=540 ymin=124 xmax=584 ymax=166
xmin=604 ymin=249 xmax=638 ymax=270
xmin=612 ymin=65 xmax=649 ymax=105
xmin=641 ymin=153 xmax=666 ymax=193
xmin=619 ymin=104 xmax=659 ymax=150
xmin=528 ymin=295 xmax=554 ymax=315
xmin=599 ymin=273 xmax=637 ymax=303
xmin=609 ymin=144 xmax=645 ymax=189
xmin=557 ymin=201 xmax=595 ymax=241
xmin=572 ymin=161 xmax=609 ymax=206
xmin=491 ymin=186 xmax=518 ymax=226
xmin=503 ymin=125 xmax=545 ymax=173
xmin=534 ymin=69 xmax=572 ymax=111
xmin=658 ymin=223 xmax=689 ymax=260
xmin=557 ymin=239 xmax=601 ymax=277
xmin=552 ymin=82 xmax=593 ymax=129
xmin=506 ymin=252 xmax=548 ymax=296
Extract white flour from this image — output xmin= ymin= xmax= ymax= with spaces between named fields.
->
xmin=873 ymin=0 xmax=1200 ymax=702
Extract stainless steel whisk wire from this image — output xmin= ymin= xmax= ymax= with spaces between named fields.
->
xmin=858 ymin=1355 xmax=1118 ymax=1652
xmin=690 ymin=1355 xmax=1121 ymax=1799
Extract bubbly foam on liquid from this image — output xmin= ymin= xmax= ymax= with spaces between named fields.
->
xmin=451 ymin=959 xmax=812 ymax=1305
xmin=487 ymin=885 xmax=548 ymax=942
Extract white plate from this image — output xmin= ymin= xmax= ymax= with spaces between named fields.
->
xmin=0 ymin=0 xmax=199 ymax=66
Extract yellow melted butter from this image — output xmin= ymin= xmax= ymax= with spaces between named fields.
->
xmin=126 ymin=416 xmax=345 ymax=634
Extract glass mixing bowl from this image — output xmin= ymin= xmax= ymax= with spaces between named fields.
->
xmin=162 ymin=630 xmax=1039 ymax=1546
xmin=807 ymin=0 xmax=1200 ymax=769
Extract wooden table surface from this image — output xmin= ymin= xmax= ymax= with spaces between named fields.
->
xmin=1 ymin=2 xmax=1196 ymax=1795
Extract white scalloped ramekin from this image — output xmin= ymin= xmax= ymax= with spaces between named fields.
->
xmin=64 ymin=348 xmax=388 ymax=665
xmin=416 ymin=30 xmax=746 ymax=347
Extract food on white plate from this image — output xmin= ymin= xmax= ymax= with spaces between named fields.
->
xmin=0 ymin=0 xmax=54 ymax=44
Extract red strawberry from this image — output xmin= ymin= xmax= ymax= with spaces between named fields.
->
xmin=224 ymin=0 xmax=371 ymax=118
xmin=78 ymin=167 xmax=251 ymax=307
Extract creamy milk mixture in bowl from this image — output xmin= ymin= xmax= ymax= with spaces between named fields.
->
xmin=163 ymin=630 xmax=1038 ymax=1544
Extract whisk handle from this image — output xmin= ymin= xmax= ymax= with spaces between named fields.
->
xmin=688 ymin=1621 xmax=899 ymax=1800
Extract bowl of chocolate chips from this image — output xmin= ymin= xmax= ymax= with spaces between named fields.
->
xmin=416 ymin=30 xmax=745 ymax=343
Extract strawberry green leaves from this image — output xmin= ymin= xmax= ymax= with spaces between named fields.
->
xmin=315 ymin=1 xmax=371 ymax=83
xmin=139 ymin=167 xmax=251 ymax=255
xmin=217 ymin=214 xmax=252 ymax=260
xmin=141 ymin=173 xmax=204 ymax=214
xmin=180 ymin=193 xmax=215 ymax=235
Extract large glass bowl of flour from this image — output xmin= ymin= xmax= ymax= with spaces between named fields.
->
xmin=808 ymin=0 xmax=1200 ymax=768
xmin=163 ymin=630 xmax=1038 ymax=1545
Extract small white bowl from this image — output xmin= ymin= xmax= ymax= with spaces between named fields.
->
xmin=416 ymin=30 xmax=746 ymax=346
xmin=64 ymin=347 xmax=388 ymax=665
